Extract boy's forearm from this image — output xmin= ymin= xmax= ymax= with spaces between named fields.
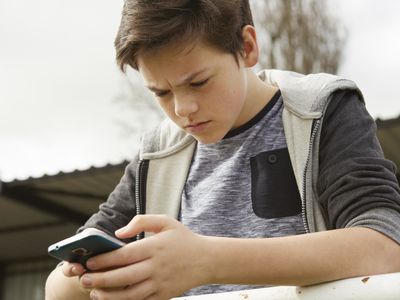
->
xmin=203 ymin=227 xmax=400 ymax=287
xmin=45 ymin=265 xmax=91 ymax=300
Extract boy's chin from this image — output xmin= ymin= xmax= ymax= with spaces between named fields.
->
xmin=191 ymin=133 xmax=224 ymax=145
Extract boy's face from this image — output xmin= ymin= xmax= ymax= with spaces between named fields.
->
xmin=137 ymin=41 xmax=252 ymax=144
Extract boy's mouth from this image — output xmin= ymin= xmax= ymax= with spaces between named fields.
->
xmin=186 ymin=121 xmax=209 ymax=127
xmin=185 ymin=121 xmax=211 ymax=132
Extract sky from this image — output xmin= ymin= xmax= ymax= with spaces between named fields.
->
xmin=0 ymin=0 xmax=399 ymax=182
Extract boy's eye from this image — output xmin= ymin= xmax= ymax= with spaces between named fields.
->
xmin=190 ymin=78 xmax=209 ymax=87
xmin=155 ymin=90 xmax=170 ymax=97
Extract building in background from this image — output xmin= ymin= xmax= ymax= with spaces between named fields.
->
xmin=0 ymin=162 xmax=128 ymax=300
xmin=376 ymin=116 xmax=400 ymax=183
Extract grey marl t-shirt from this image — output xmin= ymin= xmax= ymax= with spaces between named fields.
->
xmin=181 ymin=91 xmax=306 ymax=295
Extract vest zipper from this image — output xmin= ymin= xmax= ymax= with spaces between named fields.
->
xmin=135 ymin=159 xmax=149 ymax=240
xmin=301 ymin=119 xmax=321 ymax=233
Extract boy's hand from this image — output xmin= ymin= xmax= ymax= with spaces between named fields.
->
xmin=79 ymin=215 xmax=212 ymax=300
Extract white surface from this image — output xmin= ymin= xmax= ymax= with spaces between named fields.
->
xmin=174 ymin=272 xmax=400 ymax=300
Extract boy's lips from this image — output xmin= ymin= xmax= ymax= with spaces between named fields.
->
xmin=185 ymin=120 xmax=211 ymax=133
xmin=185 ymin=121 xmax=210 ymax=128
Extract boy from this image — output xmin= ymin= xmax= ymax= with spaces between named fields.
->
xmin=45 ymin=1 xmax=400 ymax=299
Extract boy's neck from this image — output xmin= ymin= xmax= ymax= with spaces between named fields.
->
xmin=240 ymin=69 xmax=278 ymax=126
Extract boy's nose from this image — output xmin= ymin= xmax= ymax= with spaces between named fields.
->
xmin=174 ymin=96 xmax=199 ymax=117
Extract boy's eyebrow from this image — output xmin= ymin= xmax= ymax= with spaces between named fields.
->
xmin=176 ymin=68 xmax=208 ymax=87
xmin=147 ymin=68 xmax=208 ymax=92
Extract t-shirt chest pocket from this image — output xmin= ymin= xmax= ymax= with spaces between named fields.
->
xmin=250 ymin=148 xmax=302 ymax=219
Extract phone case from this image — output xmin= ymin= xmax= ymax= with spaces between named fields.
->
xmin=48 ymin=229 xmax=125 ymax=267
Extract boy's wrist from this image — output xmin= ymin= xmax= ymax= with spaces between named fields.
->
xmin=198 ymin=235 xmax=229 ymax=285
xmin=193 ymin=235 xmax=218 ymax=286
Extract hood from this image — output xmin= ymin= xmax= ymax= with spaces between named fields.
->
xmin=258 ymin=69 xmax=363 ymax=119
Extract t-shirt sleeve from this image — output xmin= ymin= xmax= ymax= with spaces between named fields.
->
xmin=77 ymin=154 xmax=139 ymax=242
xmin=317 ymin=90 xmax=400 ymax=244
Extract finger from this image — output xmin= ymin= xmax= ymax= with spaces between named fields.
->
xmin=62 ymin=262 xmax=86 ymax=277
xmin=81 ymin=260 xmax=152 ymax=289
xmin=90 ymin=279 xmax=156 ymax=300
xmin=86 ymin=238 xmax=152 ymax=271
xmin=115 ymin=214 xmax=176 ymax=239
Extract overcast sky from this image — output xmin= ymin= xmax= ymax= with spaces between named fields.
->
xmin=0 ymin=0 xmax=399 ymax=182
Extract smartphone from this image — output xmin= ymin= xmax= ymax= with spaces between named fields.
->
xmin=48 ymin=228 xmax=126 ymax=268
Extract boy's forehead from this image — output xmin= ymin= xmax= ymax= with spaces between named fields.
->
xmin=137 ymin=41 xmax=219 ymax=86
xmin=146 ymin=68 xmax=209 ymax=91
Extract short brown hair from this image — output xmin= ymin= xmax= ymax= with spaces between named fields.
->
xmin=115 ymin=0 xmax=254 ymax=71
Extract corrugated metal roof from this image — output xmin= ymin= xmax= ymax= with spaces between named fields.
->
xmin=0 ymin=161 xmax=129 ymax=263
xmin=376 ymin=116 xmax=400 ymax=176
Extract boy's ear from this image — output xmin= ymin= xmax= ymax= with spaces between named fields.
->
xmin=241 ymin=25 xmax=259 ymax=68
